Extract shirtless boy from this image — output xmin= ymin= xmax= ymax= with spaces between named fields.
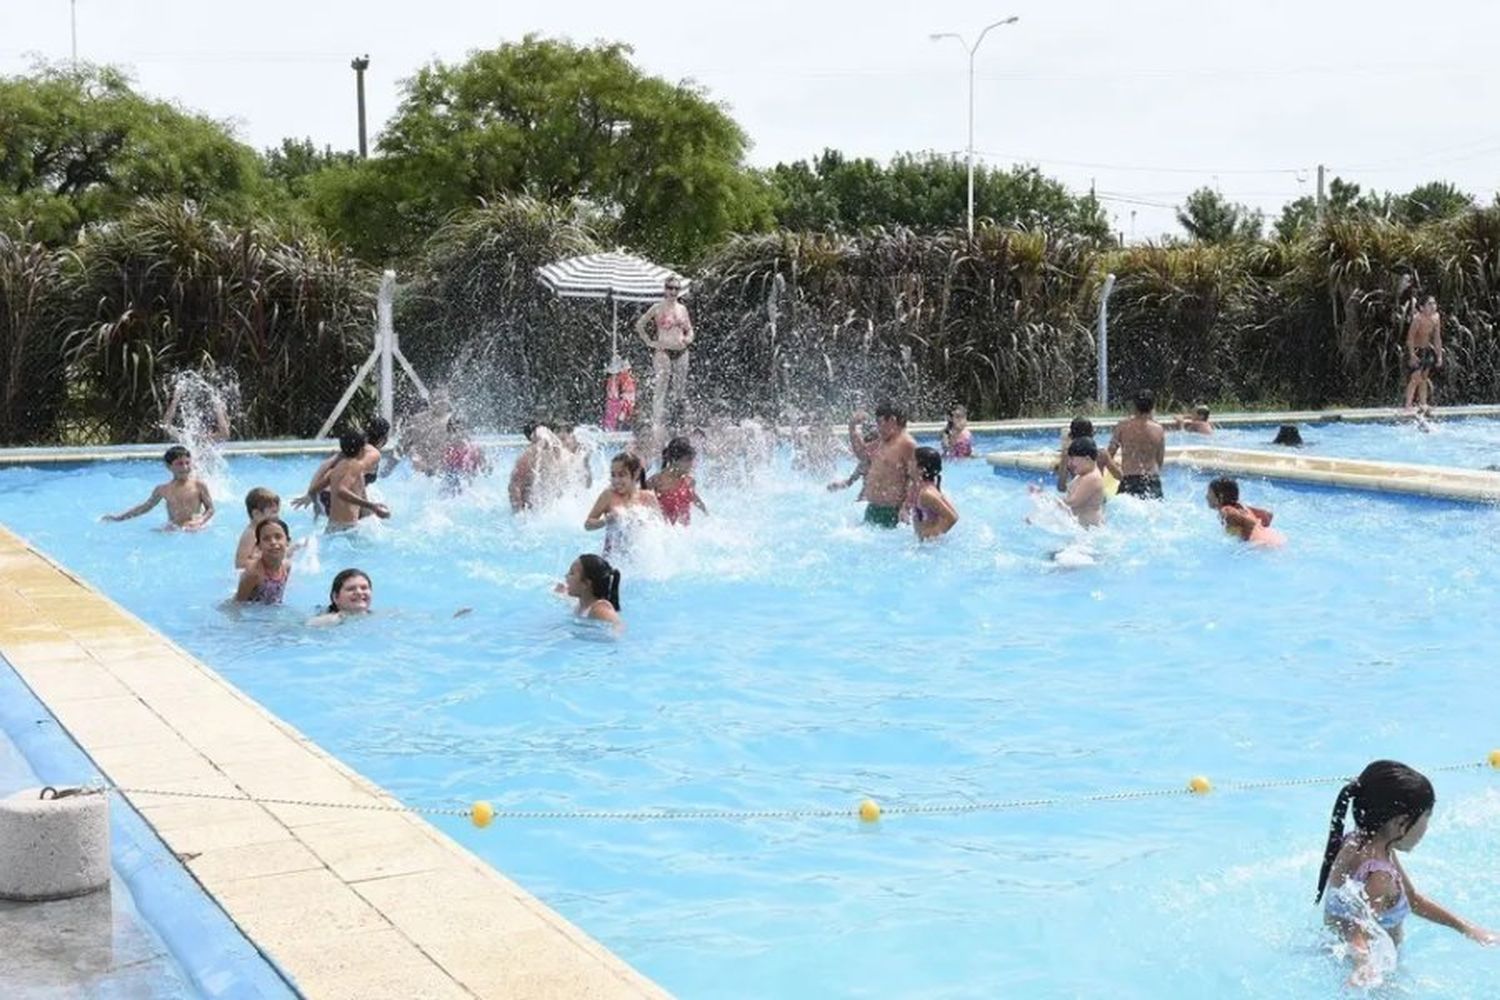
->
xmin=1173 ymin=405 xmax=1214 ymax=435
xmin=1403 ymin=295 xmax=1444 ymax=413
xmin=1104 ymin=391 xmax=1167 ymax=499
xmin=103 ymin=446 xmax=214 ymax=529
xmin=326 ymin=432 xmax=390 ymax=532
xmin=1031 ymin=437 xmax=1105 ymax=527
xmin=847 ymin=403 xmax=918 ymax=528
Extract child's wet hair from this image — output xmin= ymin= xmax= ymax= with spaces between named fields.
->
xmin=874 ymin=401 xmax=908 ymax=425
xmin=1195 ymin=405 xmax=1211 ymax=419
xmin=1133 ymin=390 xmax=1155 ymax=414
xmin=612 ymin=452 xmax=646 ymax=488
xmin=1066 ymin=436 xmax=1098 ymax=461
xmin=915 ymin=446 xmax=942 ymax=486
xmin=338 ymin=430 xmax=365 ymax=458
xmin=1315 ymin=760 xmax=1435 ymax=903
xmin=254 ymin=517 xmax=290 ymax=544
xmin=1272 ymin=424 xmax=1304 ymax=446
xmin=1068 ymin=417 xmax=1094 ymax=439
xmin=365 ymin=417 xmax=391 ymax=447
xmin=245 ymin=487 xmax=280 ymax=517
xmin=1207 ymin=477 xmax=1239 ymax=505
xmin=662 ymin=436 xmax=695 ymax=466
xmin=577 ymin=553 xmax=622 ymax=611
xmin=327 ymin=568 xmax=371 ymax=613
xmin=163 ymin=445 xmax=190 ymax=465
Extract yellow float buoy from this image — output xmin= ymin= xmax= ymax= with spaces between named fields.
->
xmin=471 ymin=801 xmax=495 ymax=828
xmin=1489 ymin=749 xmax=1500 ymax=770
xmin=1188 ymin=775 xmax=1212 ymax=795
xmin=858 ymin=798 xmax=881 ymax=823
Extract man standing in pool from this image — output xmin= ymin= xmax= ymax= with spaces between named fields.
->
xmin=636 ymin=278 xmax=693 ymax=429
xmin=847 ymin=403 xmax=918 ymax=528
xmin=1103 ymin=390 xmax=1167 ymax=499
xmin=1403 ymin=294 xmax=1444 ymax=414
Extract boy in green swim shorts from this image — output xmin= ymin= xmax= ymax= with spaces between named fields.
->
xmin=847 ymin=402 xmax=918 ymax=529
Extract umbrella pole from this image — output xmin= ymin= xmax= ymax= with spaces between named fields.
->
xmin=611 ymin=297 xmax=619 ymax=360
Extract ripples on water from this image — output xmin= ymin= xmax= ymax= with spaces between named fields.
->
xmin=2 ymin=426 xmax=1499 ymax=999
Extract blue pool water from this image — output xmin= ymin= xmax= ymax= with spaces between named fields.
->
xmin=1 ymin=429 xmax=1498 ymax=999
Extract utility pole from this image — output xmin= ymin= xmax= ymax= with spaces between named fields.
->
xmin=70 ymin=0 xmax=78 ymax=67
xmin=1316 ymin=163 xmax=1326 ymax=218
xmin=930 ymin=17 xmax=1019 ymax=238
xmin=351 ymin=55 xmax=371 ymax=159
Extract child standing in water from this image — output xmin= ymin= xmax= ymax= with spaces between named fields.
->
xmin=1205 ymin=477 xmax=1284 ymax=547
xmin=1317 ymin=760 xmax=1496 ymax=987
xmin=1032 ymin=437 xmax=1106 ymax=527
xmin=102 ymin=445 xmax=215 ymax=529
xmin=648 ymin=437 xmax=708 ymax=526
xmin=942 ymin=405 xmax=974 ymax=458
xmin=907 ymin=447 xmax=959 ymax=540
xmin=235 ymin=487 xmax=281 ymax=568
xmin=234 ymin=518 xmax=292 ymax=605
xmin=559 ymin=553 xmax=624 ymax=631
xmin=584 ymin=453 xmax=659 ymax=554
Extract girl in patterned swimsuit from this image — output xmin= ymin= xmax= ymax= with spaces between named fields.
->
xmin=235 ymin=518 xmax=292 ymax=605
xmin=647 ymin=436 xmax=708 ymax=526
xmin=1316 ymin=760 xmax=1496 ymax=987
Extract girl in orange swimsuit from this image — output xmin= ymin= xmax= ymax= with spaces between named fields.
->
xmin=647 ymin=436 xmax=708 ymax=526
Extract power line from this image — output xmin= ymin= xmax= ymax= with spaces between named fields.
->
xmin=973 ymin=149 xmax=1303 ymax=176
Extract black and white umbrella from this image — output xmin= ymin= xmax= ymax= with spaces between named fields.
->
xmin=536 ymin=251 xmax=688 ymax=360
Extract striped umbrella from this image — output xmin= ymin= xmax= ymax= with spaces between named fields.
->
xmin=536 ymin=251 xmax=688 ymax=359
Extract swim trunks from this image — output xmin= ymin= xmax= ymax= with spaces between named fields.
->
xmin=1413 ymin=346 xmax=1439 ymax=371
xmin=863 ymin=504 xmax=901 ymax=528
xmin=1117 ymin=475 xmax=1163 ymax=499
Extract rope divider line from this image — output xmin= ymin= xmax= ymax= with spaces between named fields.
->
xmin=94 ymin=753 xmax=1500 ymax=827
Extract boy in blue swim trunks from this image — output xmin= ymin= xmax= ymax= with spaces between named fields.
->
xmin=847 ymin=403 xmax=917 ymax=528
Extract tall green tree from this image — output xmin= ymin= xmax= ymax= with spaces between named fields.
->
xmin=0 ymin=62 xmax=265 ymax=243
xmin=313 ymin=36 xmax=773 ymax=264
xmin=765 ymin=150 xmax=1110 ymax=238
xmin=1176 ymin=187 xmax=1263 ymax=243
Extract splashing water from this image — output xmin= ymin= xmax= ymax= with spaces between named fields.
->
xmin=162 ymin=369 xmax=239 ymax=497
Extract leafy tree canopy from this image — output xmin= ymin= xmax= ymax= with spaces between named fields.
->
xmin=311 ymin=36 xmax=773 ymax=264
xmin=765 ymin=150 xmax=1110 ymax=239
xmin=1274 ymin=177 xmax=1474 ymax=240
xmin=1176 ymin=186 xmax=1263 ymax=244
xmin=0 ymin=62 xmax=264 ymax=243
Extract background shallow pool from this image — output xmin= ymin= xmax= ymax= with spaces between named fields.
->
xmin=1 ymin=428 xmax=1498 ymax=999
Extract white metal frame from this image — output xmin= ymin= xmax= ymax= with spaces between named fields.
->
xmin=318 ymin=269 xmax=429 ymax=438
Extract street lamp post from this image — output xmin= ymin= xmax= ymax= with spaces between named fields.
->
xmin=930 ymin=16 xmax=1019 ymax=238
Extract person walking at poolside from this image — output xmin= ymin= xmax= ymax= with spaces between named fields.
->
xmin=907 ymin=447 xmax=959 ymax=540
xmin=102 ymin=445 xmax=214 ymax=530
xmin=584 ymin=452 xmax=660 ymax=555
xmin=235 ymin=518 xmax=293 ymax=605
xmin=635 ymin=278 xmax=693 ymax=429
xmin=847 ymin=403 xmax=919 ymax=528
xmin=1403 ymin=294 xmax=1444 ymax=414
xmin=1104 ymin=391 xmax=1167 ymax=499
xmin=1205 ymin=477 xmax=1283 ymax=547
xmin=309 ymin=568 xmax=373 ymax=625
xmin=1316 ymin=760 xmax=1497 ymax=988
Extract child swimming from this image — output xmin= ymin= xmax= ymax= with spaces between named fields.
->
xmin=559 ymin=553 xmax=624 ymax=631
xmin=102 ymin=445 xmax=214 ymax=530
xmin=907 ymin=447 xmax=959 ymax=540
xmin=941 ymin=405 xmax=974 ymax=458
xmin=1316 ymin=760 xmax=1496 ymax=987
xmin=1205 ymin=477 xmax=1284 ymax=547
xmin=235 ymin=487 xmax=280 ymax=569
xmin=308 ymin=568 xmax=373 ymax=626
xmin=1032 ymin=437 xmax=1105 ymax=527
xmin=584 ymin=453 xmax=660 ymax=554
xmin=234 ymin=518 xmax=292 ymax=605
xmin=648 ymin=436 xmax=708 ymax=526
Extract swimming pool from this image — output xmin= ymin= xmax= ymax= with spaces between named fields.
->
xmin=1 ymin=429 xmax=1497 ymax=999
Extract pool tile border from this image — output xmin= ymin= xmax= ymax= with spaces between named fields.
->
xmin=0 ymin=522 xmax=669 ymax=1000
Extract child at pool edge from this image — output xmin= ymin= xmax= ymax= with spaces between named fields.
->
xmin=907 ymin=447 xmax=959 ymax=540
xmin=941 ymin=405 xmax=973 ymax=458
xmin=102 ymin=445 xmax=214 ymax=530
xmin=1032 ymin=437 xmax=1105 ymax=527
xmin=235 ymin=518 xmax=292 ymax=605
xmin=648 ymin=436 xmax=708 ymax=526
xmin=235 ymin=487 xmax=280 ymax=569
xmin=556 ymin=553 xmax=624 ymax=632
xmin=308 ymin=568 xmax=372 ymax=626
xmin=1205 ymin=477 xmax=1284 ymax=547
xmin=1316 ymin=760 xmax=1497 ymax=988
xmin=585 ymin=453 xmax=659 ymax=554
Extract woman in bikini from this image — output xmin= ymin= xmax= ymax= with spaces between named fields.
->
xmin=584 ymin=453 xmax=660 ymax=555
xmin=1317 ymin=760 xmax=1496 ymax=987
xmin=635 ymin=278 xmax=693 ymax=428
xmin=906 ymin=447 xmax=959 ymax=541
xmin=647 ymin=436 xmax=708 ymax=526
xmin=234 ymin=518 xmax=292 ymax=604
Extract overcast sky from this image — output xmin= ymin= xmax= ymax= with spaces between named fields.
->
xmin=6 ymin=0 xmax=1500 ymax=238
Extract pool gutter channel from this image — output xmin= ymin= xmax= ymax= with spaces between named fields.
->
xmin=0 ymin=522 xmax=670 ymax=1000
xmin=3 ymin=403 xmax=1499 ymax=464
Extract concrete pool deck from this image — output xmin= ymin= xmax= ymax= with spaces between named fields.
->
xmin=0 ymin=523 xmax=668 ymax=999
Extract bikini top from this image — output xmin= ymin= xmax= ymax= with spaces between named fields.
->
xmin=1324 ymin=850 xmax=1411 ymax=932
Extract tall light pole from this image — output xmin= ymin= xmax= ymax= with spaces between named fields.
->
xmin=351 ymin=55 xmax=370 ymax=158
xmin=70 ymin=0 xmax=78 ymax=67
xmin=930 ymin=16 xmax=1019 ymax=238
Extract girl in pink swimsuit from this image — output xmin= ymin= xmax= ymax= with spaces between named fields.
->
xmin=234 ymin=518 xmax=292 ymax=605
xmin=647 ymin=436 xmax=708 ymax=526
